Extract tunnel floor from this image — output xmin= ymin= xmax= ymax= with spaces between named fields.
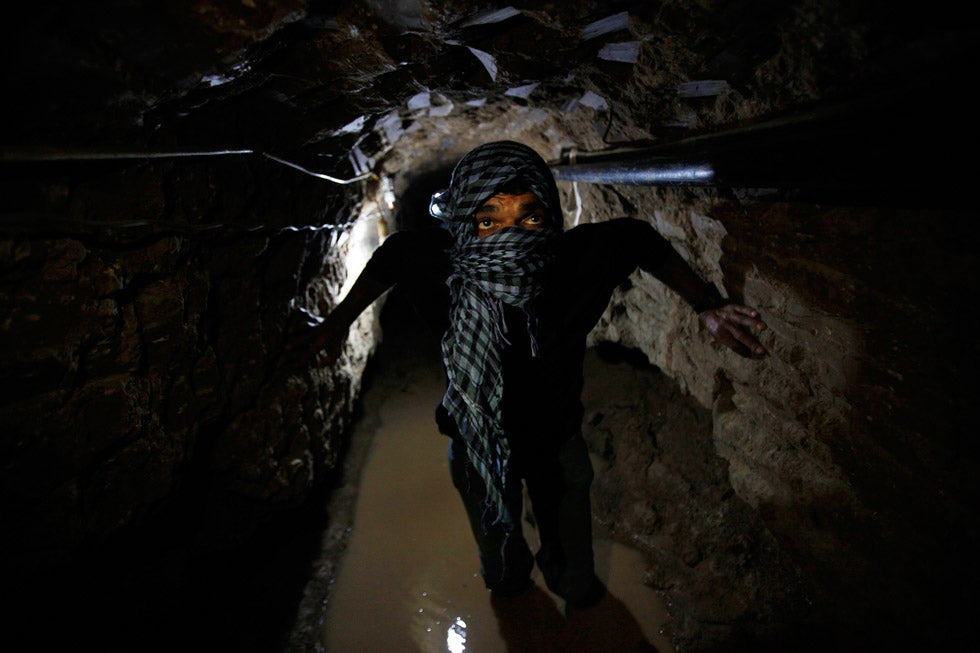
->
xmin=316 ymin=292 xmax=674 ymax=652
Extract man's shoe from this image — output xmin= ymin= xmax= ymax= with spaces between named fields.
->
xmin=488 ymin=575 xmax=533 ymax=599
xmin=564 ymin=577 xmax=607 ymax=610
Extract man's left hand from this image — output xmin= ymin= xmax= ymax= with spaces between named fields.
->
xmin=699 ymin=304 xmax=768 ymax=357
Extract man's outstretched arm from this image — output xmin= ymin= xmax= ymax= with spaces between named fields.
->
xmin=650 ymin=246 xmax=768 ymax=358
xmin=281 ymin=269 xmax=393 ymax=370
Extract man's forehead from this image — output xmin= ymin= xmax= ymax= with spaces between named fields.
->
xmin=477 ymin=191 xmax=544 ymax=211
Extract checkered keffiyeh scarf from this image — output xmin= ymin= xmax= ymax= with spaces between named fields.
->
xmin=436 ymin=141 xmax=563 ymax=530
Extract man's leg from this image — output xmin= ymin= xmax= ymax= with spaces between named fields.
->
xmin=447 ymin=438 xmax=534 ymax=595
xmin=525 ymin=432 xmax=605 ymax=607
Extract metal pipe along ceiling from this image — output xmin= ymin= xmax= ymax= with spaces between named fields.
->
xmin=551 ymin=158 xmax=715 ymax=186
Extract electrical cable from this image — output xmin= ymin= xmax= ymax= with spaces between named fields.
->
xmin=0 ymin=148 xmax=376 ymax=185
xmin=0 ymin=147 xmax=371 ymax=243
xmin=0 ymin=212 xmax=360 ymax=251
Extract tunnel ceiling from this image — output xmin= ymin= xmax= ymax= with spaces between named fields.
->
xmin=4 ymin=0 xmax=973 ymax=190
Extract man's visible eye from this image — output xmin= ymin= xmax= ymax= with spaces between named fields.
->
xmin=478 ymin=218 xmax=495 ymax=229
xmin=522 ymin=213 xmax=545 ymax=225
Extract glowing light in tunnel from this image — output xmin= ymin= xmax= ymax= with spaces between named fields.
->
xmin=446 ymin=617 xmax=467 ymax=653
xmin=340 ymin=202 xmax=381 ymax=297
xmin=381 ymin=176 xmax=396 ymax=210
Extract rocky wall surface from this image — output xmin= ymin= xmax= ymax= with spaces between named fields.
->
xmin=0 ymin=155 xmax=383 ymax=648
xmin=579 ymin=181 xmax=979 ymax=651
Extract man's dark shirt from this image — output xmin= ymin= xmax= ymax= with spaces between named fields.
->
xmin=361 ymin=217 xmax=671 ymax=469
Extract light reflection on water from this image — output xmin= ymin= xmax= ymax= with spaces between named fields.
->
xmin=446 ymin=617 xmax=467 ymax=653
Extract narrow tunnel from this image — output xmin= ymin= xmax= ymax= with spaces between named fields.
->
xmin=2 ymin=2 xmax=979 ymax=652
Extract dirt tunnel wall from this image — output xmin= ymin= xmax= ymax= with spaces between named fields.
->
xmin=2 ymin=120 xmax=979 ymax=652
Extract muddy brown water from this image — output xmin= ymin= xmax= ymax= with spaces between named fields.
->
xmin=319 ymin=299 xmax=674 ymax=652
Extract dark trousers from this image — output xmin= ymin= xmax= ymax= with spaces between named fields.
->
xmin=448 ymin=433 xmax=596 ymax=603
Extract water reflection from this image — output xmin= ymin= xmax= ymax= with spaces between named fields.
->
xmin=447 ymin=617 xmax=467 ymax=653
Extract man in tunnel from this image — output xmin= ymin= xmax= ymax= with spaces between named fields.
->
xmin=286 ymin=140 xmax=767 ymax=609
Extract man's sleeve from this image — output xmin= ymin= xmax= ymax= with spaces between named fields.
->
xmin=360 ymin=228 xmax=446 ymax=287
xmin=609 ymin=218 xmax=725 ymax=313
xmin=587 ymin=217 xmax=673 ymax=278
xmin=625 ymin=218 xmax=673 ymax=273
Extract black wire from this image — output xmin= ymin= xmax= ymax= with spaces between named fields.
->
xmin=0 ymin=212 xmax=358 ymax=248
